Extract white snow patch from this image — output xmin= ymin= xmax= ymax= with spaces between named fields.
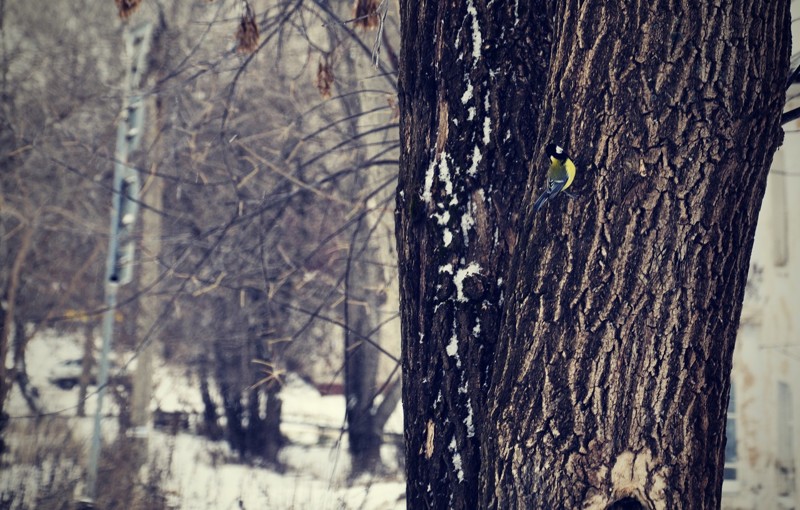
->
xmin=422 ymin=157 xmax=437 ymax=204
xmin=443 ymin=228 xmax=453 ymax=247
xmin=445 ymin=333 xmax=459 ymax=359
xmin=467 ymin=106 xmax=476 ymax=121
xmin=464 ymin=400 xmax=475 ymax=437
xmin=467 ymin=145 xmax=482 ymax=176
xmin=454 ymin=262 xmax=481 ymax=302
xmin=449 ymin=437 xmax=465 ymax=482
xmin=482 ymin=117 xmax=492 ymax=144
xmin=438 ymin=154 xmax=453 ymax=196
xmin=466 ymin=0 xmax=482 ymax=62
xmin=5 ymin=331 xmax=407 ymax=510
xmin=439 ymin=263 xmax=454 ymax=274
xmin=461 ymin=80 xmax=474 ymax=104
xmin=472 ymin=318 xmax=481 ymax=337
xmin=461 ymin=204 xmax=475 ymax=246
xmin=432 ymin=210 xmax=450 ymax=226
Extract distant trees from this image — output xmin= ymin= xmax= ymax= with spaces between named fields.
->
xmin=0 ymin=0 xmax=117 ymax=423
xmin=0 ymin=0 xmax=402 ymax=479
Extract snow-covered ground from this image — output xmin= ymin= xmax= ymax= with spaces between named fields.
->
xmin=1 ymin=330 xmax=405 ymax=509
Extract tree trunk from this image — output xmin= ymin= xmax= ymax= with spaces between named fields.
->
xmin=248 ymin=313 xmax=285 ymax=467
xmin=12 ymin=317 xmax=39 ymax=414
xmin=198 ymin=353 xmax=223 ymax=440
xmin=0 ymin=225 xmax=32 ymax=415
xmin=339 ymin=38 xmax=398 ymax=477
xmin=397 ymin=1 xmax=789 ymax=509
xmin=212 ymin=293 xmax=285 ymax=464
xmin=77 ymin=321 xmax=94 ymax=417
xmin=344 ymin=233 xmax=383 ymax=474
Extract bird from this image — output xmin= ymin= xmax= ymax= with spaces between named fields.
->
xmin=533 ymin=143 xmax=576 ymax=212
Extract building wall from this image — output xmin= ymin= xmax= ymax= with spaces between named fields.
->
xmin=722 ymin=59 xmax=800 ymax=509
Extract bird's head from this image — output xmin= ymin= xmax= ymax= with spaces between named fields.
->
xmin=546 ymin=143 xmax=568 ymax=162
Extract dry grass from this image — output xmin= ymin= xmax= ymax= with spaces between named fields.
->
xmin=0 ymin=417 xmax=172 ymax=510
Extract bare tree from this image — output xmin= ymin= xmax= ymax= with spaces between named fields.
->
xmin=0 ymin=0 xmax=119 ymax=420
xmin=396 ymin=1 xmax=789 ymax=508
xmin=0 ymin=0 xmax=404 ymax=478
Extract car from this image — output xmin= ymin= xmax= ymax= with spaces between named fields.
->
xmin=48 ymin=358 xmax=95 ymax=390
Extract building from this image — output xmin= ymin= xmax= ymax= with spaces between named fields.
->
xmin=722 ymin=10 xmax=800 ymax=503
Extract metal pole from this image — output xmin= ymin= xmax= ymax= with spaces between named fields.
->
xmin=84 ymin=283 xmax=118 ymax=500
xmin=82 ymin=22 xmax=151 ymax=506
xmin=84 ymin=93 xmax=131 ymax=506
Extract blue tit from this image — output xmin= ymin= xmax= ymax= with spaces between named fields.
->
xmin=533 ymin=143 xmax=577 ymax=212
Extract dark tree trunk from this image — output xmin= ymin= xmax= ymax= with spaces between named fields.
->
xmin=339 ymin=43 xmax=395 ymax=476
xmin=198 ymin=353 xmax=223 ymax=440
xmin=77 ymin=322 xmax=95 ymax=417
xmin=397 ymin=1 xmax=789 ymax=509
xmin=213 ymin=295 xmax=285 ymax=464
xmin=344 ymin=214 xmax=384 ymax=476
xmin=12 ymin=317 xmax=40 ymax=414
xmin=261 ymin=387 xmax=284 ymax=467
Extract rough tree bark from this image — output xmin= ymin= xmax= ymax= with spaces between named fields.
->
xmin=397 ymin=1 xmax=789 ymax=509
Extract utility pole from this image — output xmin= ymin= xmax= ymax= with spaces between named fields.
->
xmin=128 ymin=20 xmax=166 ymax=486
xmin=80 ymin=22 xmax=152 ymax=509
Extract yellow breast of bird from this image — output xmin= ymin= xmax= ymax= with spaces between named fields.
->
xmin=564 ymin=159 xmax=576 ymax=191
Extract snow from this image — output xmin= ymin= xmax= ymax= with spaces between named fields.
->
xmin=445 ymin=330 xmax=462 ymax=369
xmin=163 ymin=435 xmax=404 ymax=510
xmin=448 ymin=437 xmax=464 ymax=482
xmin=438 ymin=154 xmax=454 ymax=197
xmin=422 ymin=157 xmax=436 ymax=204
xmin=461 ymin=199 xmax=476 ymax=245
xmin=432 ymin=210 xmax=451 ymax=226
xmin=2 ymin=330 xmax=405 ymax=509
xmin=461 ymin=80 xmax=474 ymax=104
xmin=445 ymin=333 xmax=459 ymax=359
xmin=472 ymin=319 xmax=481 ymax=337
xmin=464 ymin=399 xmax=475 ymax=438
xmin=467 ymin=145 xmax=482 ymax=176
xmin=466 ymin=0 xmax=482 ymax=62
xmin=443 ymin=228 xmax=453 ymax=247
xmin=454 ymin=263 xmax=482 ymax=302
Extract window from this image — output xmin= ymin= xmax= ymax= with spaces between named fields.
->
xmin=725 ymin=384 xmax=739 ymax=482
xmin=777 ymin=382 xmax=796 ymax=498
xmin=770 ymin=160 xmax=789 ymax=267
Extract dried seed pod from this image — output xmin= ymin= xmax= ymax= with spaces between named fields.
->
xmin=353 ymin=0 xmax=380 ymax=30
xmin=115 ymin=0 xmax=142 ymax=20
xmin=315 ymin=55 xmax=334 ymax=100
xmin=236 ymin=1 xmax=259 ymax=54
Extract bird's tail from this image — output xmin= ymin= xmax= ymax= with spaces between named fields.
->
xmin=533 ymin=191 xmax=549 ymax=212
